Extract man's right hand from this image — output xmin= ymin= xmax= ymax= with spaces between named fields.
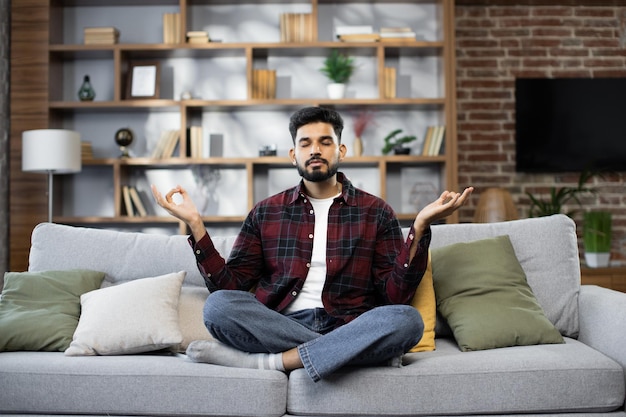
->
xmin=151 ymin=184 xmax=206 ymax=241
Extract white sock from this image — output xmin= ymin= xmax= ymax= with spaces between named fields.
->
xmin=186 ymin=340 xmax=285 ymax=372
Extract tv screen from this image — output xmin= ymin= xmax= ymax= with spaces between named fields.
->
xmin=515 ymin=77 xmax=626 ymax=173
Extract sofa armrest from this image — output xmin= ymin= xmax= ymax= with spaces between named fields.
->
xmin=578 ymin=285 xmax=626 ymax=373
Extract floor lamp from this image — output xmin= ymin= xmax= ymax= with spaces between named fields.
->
xmin=22 ymin=129 xmax=82 ymax=223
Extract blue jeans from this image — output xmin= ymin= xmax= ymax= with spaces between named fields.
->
xmin=202 ymin=290 xmax=424 ymax=382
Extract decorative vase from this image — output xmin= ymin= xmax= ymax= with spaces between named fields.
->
xmin=78 ymin=75 xmax=96 ymax=101
xmin=584 ymin=252 xmax=610 ymax=268
xmin=353 ymin=136 xmax=363 ymax=157
xmin=327 ymin=83 xmax=346 ymax=99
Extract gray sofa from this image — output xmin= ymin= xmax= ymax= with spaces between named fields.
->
xmin=1 ymin=214 xmax=625 ymax=417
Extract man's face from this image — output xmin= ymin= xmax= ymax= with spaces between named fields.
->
xmin=290 ymin=122 xmax=346 ymax=182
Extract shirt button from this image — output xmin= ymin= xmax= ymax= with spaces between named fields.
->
xmin=291 ymin=291 xmax=298 ymax=297
xmin=404 ymin=263 xmax=409 ymax=268
xmin=309 ymin=233 xmax=313 ymax=239
xmin=207 ymin=273 xmax=212 ymax=278
xmin=306 ymin=263 xmax=311 ymax=268
xmin=408 ymin=233 xmax=414 ymax=240
xmin=195 ymin=250 xmax=201 ymax=255
xmin=310 ymin=209 xmax=314 ymax=214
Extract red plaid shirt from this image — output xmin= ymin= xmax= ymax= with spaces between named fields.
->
xmin=190 ymin=172 xmax=430 ymax=326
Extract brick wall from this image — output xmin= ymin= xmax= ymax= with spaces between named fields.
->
xmin=456 ymin=3 xmax=626 ymax=264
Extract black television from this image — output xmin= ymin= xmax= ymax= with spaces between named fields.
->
xmin=515 ymin=77 xmax=626 ymax=173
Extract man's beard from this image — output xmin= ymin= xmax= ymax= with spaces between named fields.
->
xmin=296 ymin=157 xmax=339 ymax=182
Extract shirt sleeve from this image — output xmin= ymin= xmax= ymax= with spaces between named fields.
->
xmin=188 ymin=213 xmax=265 ymax=293
xmin=375 ymin=220 xmax=431 ymax=306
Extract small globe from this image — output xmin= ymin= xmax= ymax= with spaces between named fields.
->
xmin=115 ymin=128 xmax=134 ymax=147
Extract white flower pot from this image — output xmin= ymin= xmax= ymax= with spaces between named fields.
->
xmin=584 ymin=252 xmax=610 ymax=268
xmin=327 ymin=83 xmax=346 ymax=99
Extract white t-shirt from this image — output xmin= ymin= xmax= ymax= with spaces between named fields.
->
xmin=283 ymin=193 xmax=338 ymax=313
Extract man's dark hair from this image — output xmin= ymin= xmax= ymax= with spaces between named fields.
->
xmin=289 ymin=107 xmax=344 ymax=144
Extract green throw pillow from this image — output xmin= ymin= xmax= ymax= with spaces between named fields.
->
xmin=432 ymin=235 xmax=564 ymax=352
xmin=0 ymin=270 xmax=105 ymax=351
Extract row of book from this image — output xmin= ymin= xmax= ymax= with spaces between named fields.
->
xmin=163 ymin=13 xmax=182 ymax=44
xmin=83 ymin=27 xmax=119 ymax=45
xmin=336 ymin=25 xmax=417 ymax=42
xmin=122 ymin=185 xmax=149 ymax=217
xmin=152 ymin=129 xmax=181 ymax=159
xmin=280 ymin=13 xmax=314 ymax=42
xmin=382 ymin=67 xmax=396 ymax=99
xmin=252 ymin=69 xmax=277 ymax=99
xmin=422 ymin=125 xmax=446 ymax=156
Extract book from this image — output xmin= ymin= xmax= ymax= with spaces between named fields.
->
xmin=84 ymin=27 xmax=119 ymax=45
xmin=163 ymin=13 xmax=182 ymax=44
xmin=122 ymin=185 xmax=135 ymax=217
xmin=280 ymin=13 xmax=314 ymax=42
xmin=188 ymin=125 xmax=203 ymax=158
xmin=431 ymin=126 xmax=445 ymax=156
xmin=252 ymin=69 xmax=277 ymax=99
xmin=335 ymin=25 xmax=374 ymax=36
xmin=152 ymin=129 xmax=179 ymax=159
xmin=338 ymin=33 xmax=380 ymax=42
xmin=421 ymin=126 xmax=435 ymax=156
xmin=187 ymin=31 xmax=210 ymax=43
xmin=128 ymin=186 xmax=148 ymax=217
xmin=160 ymin=130 xmax=181 ymax=158
xmin=383 ymin=67 xmax=396 ymax=99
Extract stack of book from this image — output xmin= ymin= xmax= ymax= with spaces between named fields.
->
xmin=152 ymin=129 xmax=181 ymax=159
xmin=122 ymin=185 xmax=148 ymax=217
xmin=380 ymin=27 xmax=416 ymax=42
xmin=421 ymin=125 xmax=446 ymax=156
xmin=252 ymin=69 xmax=277 ymax=99
xmin=187 ymin=31 xmax=209 ymax=44
xmin=335 ymin=25 xmax=380 ymax=42
xmin=83 ymin=27 xmax=119 ymax=45
xmin=163 ymin=12 xmax=182 ymax=44
xmin=81 ymin=141 xmax=94 ymax=160
xmin=383 ymin=67 xmax=396 ymax=99
xmin=279 ymin=13 xmax=314 ymax=42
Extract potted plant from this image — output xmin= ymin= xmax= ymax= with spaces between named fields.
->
xmin=583 ymin=211 xmax=612 ymax=268
xmin=381 ymin=129 xmax=417 ymax=155
xmin=526 ymin=169 xmax=596 ymax=218
xmin=320 ymin=50 xmax=355 ymax=99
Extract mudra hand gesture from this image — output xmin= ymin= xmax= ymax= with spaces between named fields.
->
xmin=414 ymin=187 xmax=474 ymax=232
xmin=151 ymin=184 xmax=202 ymax=226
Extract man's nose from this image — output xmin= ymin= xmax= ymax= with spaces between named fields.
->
xmin=310 ymin=144 xmax=321 ymax=155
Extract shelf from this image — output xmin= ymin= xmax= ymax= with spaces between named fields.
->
xmin=46 ymin=0 xmax=457 ymax=232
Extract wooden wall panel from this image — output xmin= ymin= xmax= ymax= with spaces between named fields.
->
xmin=9 ymin=0 xmax=49 ymax=271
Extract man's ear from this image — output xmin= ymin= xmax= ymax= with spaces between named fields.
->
xmin=289 ymin=148 xmax=296 ymax=165
xmin=339 ymin=143 xmax=347 ymax=160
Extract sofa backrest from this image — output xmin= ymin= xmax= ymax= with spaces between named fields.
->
xmin=28 ymin=223 xmax=234 ymax=288
xmin=429 ymin=214 xmax=580 ymax=338
xmin=28 ymin=214 xmax=580 ymax=337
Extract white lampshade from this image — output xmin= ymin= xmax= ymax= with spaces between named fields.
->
xmin=22 ymin=129 xmax=82 ymax=173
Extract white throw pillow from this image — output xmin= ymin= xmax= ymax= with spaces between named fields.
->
xmin=174 ymin=286 xmax=214 ymax=352
xmin=65 ymin=271 xmax=186 ymax=356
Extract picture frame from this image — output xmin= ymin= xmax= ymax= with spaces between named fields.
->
xmin=126 ymin=62 xmax=160 ymax=99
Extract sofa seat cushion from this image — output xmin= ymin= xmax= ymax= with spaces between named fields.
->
xmin=0 ymin=351 xmax=287 ymax=417
xmin=287 ymin=338 xmax=625 ymax=416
